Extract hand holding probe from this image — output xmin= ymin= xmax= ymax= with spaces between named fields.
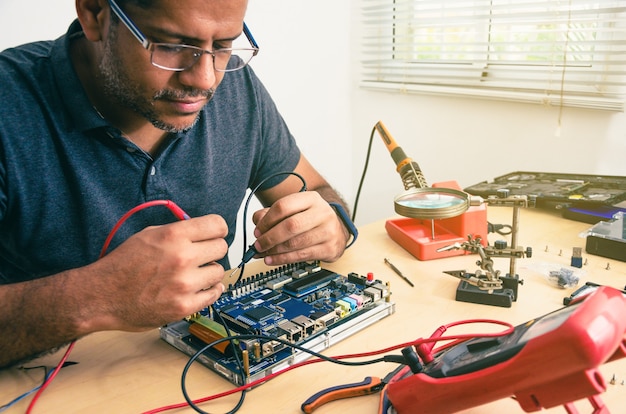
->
xmin=227 ymin=244 xmax=259 ymax=282
xmin=226 ymin=171 xmax=309 ymax=285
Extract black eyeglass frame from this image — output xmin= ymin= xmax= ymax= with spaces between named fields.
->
xmin=107 ymin=0 xmax=259 ymax=72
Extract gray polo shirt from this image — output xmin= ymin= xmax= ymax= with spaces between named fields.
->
xmin=0 ymin=21 xmax=300 ymax=283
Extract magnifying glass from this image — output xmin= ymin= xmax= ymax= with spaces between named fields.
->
xmin=373 ymin=120 xmax=481 ymax=229
xmin=394 ymin=187 xmax=471 ymax=220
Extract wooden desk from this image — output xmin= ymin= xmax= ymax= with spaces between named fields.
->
xmin=2 ymin=208 xmax=626 ymax=413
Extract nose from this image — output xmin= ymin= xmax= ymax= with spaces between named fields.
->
xmin=176 ymin=52 xmax=220 ymax=91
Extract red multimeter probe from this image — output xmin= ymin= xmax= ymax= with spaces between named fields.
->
xmin=386 ymin=286 xmax=626 ymax=413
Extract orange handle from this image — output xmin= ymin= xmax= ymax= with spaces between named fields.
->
xmin=301 ymin=377 xmax=383 ymax=413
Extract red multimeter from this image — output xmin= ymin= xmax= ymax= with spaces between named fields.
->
xmin=387 ymin=286 xmax=626 ymax=413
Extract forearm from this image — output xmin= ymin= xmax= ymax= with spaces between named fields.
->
xmin=0 ymin=215 xmax=229 ymax=368
xmin=0 ymin=268 xmax=98 ymax=368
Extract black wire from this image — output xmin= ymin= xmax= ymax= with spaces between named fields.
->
xmin=181 ymin=306 xmax=248 ymax=414
xmin=236 ymin=171 xmax=307 ymax=283
xmin=181 ymin=328 xmax=388 ymax=414
xmin=182 ymin=171 xmax=308 ymax=413
xmin=181 ymin=332 xmax=388 ymax=412
xmin=181 ymin=303 xmax=391 ymax=413
xmin=184 ymin=333 xmax=386 ymax=369
xmin=20 ymin=364 xmax=50 ymax=378
xmin=351 ymin=126 xmax=377 ymax=223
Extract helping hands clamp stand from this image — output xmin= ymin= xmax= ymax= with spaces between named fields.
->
xmin=372 ymin=121 xmax=533 ymax=306
xmin=441 ymin=192 xmax=534 ymax=307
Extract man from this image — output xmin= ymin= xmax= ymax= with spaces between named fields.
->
xmin=0 ymin=0 xmax=353 ymax=368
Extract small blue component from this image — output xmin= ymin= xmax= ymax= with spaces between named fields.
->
xmin=570 ymin=257 xmax=583 ymax=268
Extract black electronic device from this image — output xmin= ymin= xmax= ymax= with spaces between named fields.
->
xmin=585 ymin=212 xmax=626 ymax=262
xmin=563 ymin=205 xmax=626 ymax=224
xmin=464 ymin=171 xmax=626 ymax=214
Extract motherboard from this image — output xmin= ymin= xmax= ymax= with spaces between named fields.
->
xmin=464 ymin=171 xmax=626 ymax=207
xmin=160 ymin=261 xmax=395 ymax=386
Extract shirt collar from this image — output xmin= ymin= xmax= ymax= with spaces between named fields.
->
xmin=51 ymin=20 xmax=110 ymax=133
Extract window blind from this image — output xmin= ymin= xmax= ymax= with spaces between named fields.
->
xmin=361 ymin=0 xmax=626 ymax=111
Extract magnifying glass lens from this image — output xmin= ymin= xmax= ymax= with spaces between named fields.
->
xmin=394 ymin=188 xmax=469 ymax=219
xmin=397 ymin=192 xmax=465 ymax=209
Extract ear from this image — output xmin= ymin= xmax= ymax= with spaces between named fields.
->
xmin=75 ymin=0 xmax=110 ymax=42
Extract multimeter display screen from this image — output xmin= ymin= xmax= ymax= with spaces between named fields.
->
xmin=519 ymin=303 xmax=579 ymax=343
xmin=425 ymin=302 xmax=581 ymax=378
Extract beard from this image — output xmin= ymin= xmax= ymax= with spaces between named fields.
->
xmin=98 ymin=25 xmax=214 ymax=133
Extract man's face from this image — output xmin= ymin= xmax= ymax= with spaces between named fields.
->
xmin=98 ymin=0 xmax=248 ymax=133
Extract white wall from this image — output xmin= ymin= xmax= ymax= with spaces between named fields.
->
xmin=244 ymin=0 xmax=353 ymax=199
xmin=234 ymin=0 xmax=353 ymax=259
xmin=0 ymin=2 xmax=76 ymax=48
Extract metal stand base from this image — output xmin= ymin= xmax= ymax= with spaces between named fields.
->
xmin=455 ymin=274 xmax=521 ymax=308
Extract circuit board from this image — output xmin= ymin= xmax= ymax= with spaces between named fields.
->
xmin=160 ymin=261 xmax=395 ymax=386
xmin=464 ymin=171 xmax=626 ymax=207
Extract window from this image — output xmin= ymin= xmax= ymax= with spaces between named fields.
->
xmin=361 ymin=0 xmax=626 ymax=111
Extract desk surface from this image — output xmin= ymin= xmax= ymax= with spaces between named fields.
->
xmin=3 ymin=208 xmax=626 ymax=414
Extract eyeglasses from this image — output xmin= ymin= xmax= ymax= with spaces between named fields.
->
xmin=107 ymin=0 xmax=259 ymax=72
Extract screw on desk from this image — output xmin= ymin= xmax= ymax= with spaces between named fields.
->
xmin=610 ymin=374 xmax=616 ymax=385
xmin=584 ymin=258 xmax=588 ymax=266
xmin=558 ymin=249 xmax=562 ymax=256
xmin=545 ymin=245 xmax=549 ymax=252
xmin=606 ymin=263 xmax=611 ymax=270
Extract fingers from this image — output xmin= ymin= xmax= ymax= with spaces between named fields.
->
xmin=172 ymin=214 xmax=229 ymax=242
xmin=166 ymin=261 xmax=226 ymax=302
xmin=253 ymin=193 xmax=311 ymax=236
xmin=188 ymin=262 xmax=227 ymax=294
xmin=92 ymin=214 xmax=230 ymax=330
xmin=150 ymin=218 xmax=228 ymax=309
xmin=252 ymin=207 xmax=270 ymax=227
xmin=253 ymin=193 xmax=319 ymax=250
xmin=258 ymin=242 xmax=326 ymax=266
xmin=198 ymin=281 xmax=226 ymax=307
xmin=251 ymin=192 xmax=346 ymax=265
xmin=146 ymin=214 xmax=229 ymax=267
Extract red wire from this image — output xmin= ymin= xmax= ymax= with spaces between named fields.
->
xmin=142 ymin=318 xmax=515 ymax=414
xmin=25 ymin=341 xmax=76 ymax=414
xmin=99 ymin=200 xmax=190 ymax=258
xmin=25 ymin=200 xmax=190 ymax=413
xmin=24 ymin=199 xmax=514 ymax=413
